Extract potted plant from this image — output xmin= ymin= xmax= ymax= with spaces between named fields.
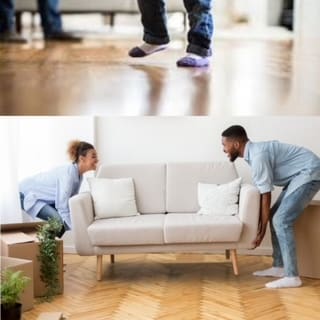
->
xmin=37 ymin=218 xmax=63 ymax=300
xmin=1 ymin=269 xmax=30 ymax=320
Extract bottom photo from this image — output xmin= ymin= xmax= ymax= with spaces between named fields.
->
xmin=1 ymin=116 xmax=320 ymax=320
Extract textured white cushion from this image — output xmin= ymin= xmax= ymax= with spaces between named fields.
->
xmin=198 ymin=178 xmax=242 ymax=216
xmin=164 ymin=213 xmax=243 ymax=244
xmin=88 ymin=178 xmax=139 ymax=219
xmin=97 ymin=164 xmax=166 ymax=214
xmin=88 ymin=214 xmax=165 ymax=246
xmin=166 ymin=162 xmax=239 ymax=213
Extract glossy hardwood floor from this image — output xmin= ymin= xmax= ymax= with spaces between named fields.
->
xmin=1 ymin=28 xmax=319 ymax=116
xmin=23 ymin=253 xmax=320 ymax=320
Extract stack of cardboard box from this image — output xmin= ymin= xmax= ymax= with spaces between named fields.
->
xmin=1 ymin=227 xmax=64 ymax=301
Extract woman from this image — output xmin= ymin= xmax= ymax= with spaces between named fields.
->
xmin=19 ymin=140 xmax=98 ymax=237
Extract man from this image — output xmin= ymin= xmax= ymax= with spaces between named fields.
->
xmin=221 ymin=125 xmax=320 ymax=288
xmin=0 ymin=0 xmax=81 ymax=43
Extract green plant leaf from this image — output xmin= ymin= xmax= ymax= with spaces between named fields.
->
xmin=36 ymin=217 xmax=63 ymax=301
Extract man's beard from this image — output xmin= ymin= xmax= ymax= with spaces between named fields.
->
xmin=229 ymin=151 xmax=239 ymax=162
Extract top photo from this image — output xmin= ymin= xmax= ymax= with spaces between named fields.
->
xmin=0 ymin=0 xmax=319 ymax=116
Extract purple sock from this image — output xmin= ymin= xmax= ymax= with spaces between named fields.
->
xmin=128 ymin=44 xmax=167 ymax=58
xmin=176 ymin=56 xmax=210 ymax=67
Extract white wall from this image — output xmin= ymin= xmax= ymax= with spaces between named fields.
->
xmin=294 ymin=0 xmax=320 ymax=53
xmin=235 ymin=0 xmax=283 ymax=27
xmin=96 ymin=116 xmax=320 ymax=185
xmin=17 ymin=117 xmax=95 ymax=180
xmin=95 ymin=116 xmax=320 ymax=255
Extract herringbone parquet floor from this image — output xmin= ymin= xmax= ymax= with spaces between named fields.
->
xmin=23 ymin=254 xmax=320 ymax=320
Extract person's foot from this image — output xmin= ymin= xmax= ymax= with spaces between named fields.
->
xmin=128 ymin=43 xmax=167 ymax=57
xmin=253 ymin=267 xmax=285 ymax=277
xmin=265 ymin=276 xmax=302 ymax=288
xmin=0 ymin=31 xmax=27 ymax=44
xmin=44 ymin=31 xmax=82 ymax=42
xmin=176 ymin=53 xmax=210 ymax=68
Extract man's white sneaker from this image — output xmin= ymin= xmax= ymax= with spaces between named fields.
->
xmin=265 ymin=277 xmax=302 ymax=288
xmin=253 ymin=267 xmax=284 ymax=277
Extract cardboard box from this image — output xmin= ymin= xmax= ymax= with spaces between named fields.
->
xmin=1 ymin=256 xmax=34 ymax=311
xmin=37 ymin=312 xmax=64 ymax=320
xmin=1 ymin=231 xmax=64 ymax=297
xmin=295 ymin=201 xmax=320 ymax=279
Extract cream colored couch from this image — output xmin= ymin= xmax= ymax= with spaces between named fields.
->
xmin=15 ymin=0 xmax=185 ymax=30
xmin=69 ymin=162 xmax=260 ymax=281
xmin=15 ymin=0 xmax=184 ymax=13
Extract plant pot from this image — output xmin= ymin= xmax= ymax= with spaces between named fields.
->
xmin=1 ymin=303 xmax=22 ymax=320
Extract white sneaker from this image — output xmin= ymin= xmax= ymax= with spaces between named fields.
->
xmin=253 ymin=267 xmax=284 ymax=278
xmin=265 ymin=277 xmax=302 ymax=289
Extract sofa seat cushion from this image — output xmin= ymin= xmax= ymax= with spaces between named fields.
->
xmin=88 ymin=214 xmax=165 ymax=246
xmin=164 ymin=213 xmax=242 ymax=244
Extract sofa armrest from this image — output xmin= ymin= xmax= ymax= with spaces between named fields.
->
xmin=69 ymin=192 xmax=95 ymax=255
xmin=237 ymin=184 xmax=261 ymax=249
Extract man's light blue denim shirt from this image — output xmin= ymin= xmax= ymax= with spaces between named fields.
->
xmin=19 ymin=163 xmax=82 ymax=228
xmin=244 ymin=141 xmax=320 ymax=197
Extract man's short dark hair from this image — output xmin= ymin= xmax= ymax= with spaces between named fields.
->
xmin=222 ymin=125 xmax=248 ymax=142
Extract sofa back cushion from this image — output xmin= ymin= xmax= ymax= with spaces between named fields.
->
xmin=97 ymin=163 xmax=166 ymax=214
xmin=88 ymin=177 xmax=139 ymax=219
xmin=166 ymin=162 xmax=238 ymax=213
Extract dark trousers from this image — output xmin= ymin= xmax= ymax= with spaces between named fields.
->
xmin=0 ymin=0 xmax=62 ymax=36
xmin=137 ymin=0 xmax=214 ymax=57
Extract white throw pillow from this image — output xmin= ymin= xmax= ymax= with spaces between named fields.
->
xmin=197 ymin=177 xmax=242 ymax=216
xmin=88 ymin=178 xmax=139 ymax=219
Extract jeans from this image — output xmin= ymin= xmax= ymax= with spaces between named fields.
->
xmin=270 ymin=180 xmax=320 ymax=276
xmin=137 ymin=0 xmax=214 ymax=57
xmin=37 ymin=0 xmax=62 ymax=36
xmin=19 ymin=193 xmax=68 ymax=238
xmin=0 ymin=0 xmax=14 ymax=33
xmin=0 ymin=0 xmax=62 ymax=35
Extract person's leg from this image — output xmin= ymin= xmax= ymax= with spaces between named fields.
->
xmin=37 ymin=0 xmax=62 ymax=36
xmin=266 ymin=180 xmax=320 ymax=288
xmin=253 ymin=189 xmax=287 ymax=277
xmin=0 ymin=0 xmax=27 ymax=43
xmin=0 ymin=0 xmax=14 ymax=33
xmin=129 ymin=0 xmax=169 ymax=57
xmin=270 ymin=189 xmax=286 ymax=268
xmin=37 ymin=0 xmax=81 ymax=41
xmin=37 ymin=204 xmax=68 ymax=238
xmin=177 ymin=0 xmax=213 ymax=67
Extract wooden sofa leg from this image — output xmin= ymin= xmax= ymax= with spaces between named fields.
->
xmin=110 ymin=254 xmax=115 ymax=264
xmin=230 ymin=249 xmax=239 ymax=275
xmin=97 ymin=255 xmax=103 ymax=281
xmin=225 ymin=249 xmax=230 ymax=260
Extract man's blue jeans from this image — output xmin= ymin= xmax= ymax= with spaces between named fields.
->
xmin=270 ymin=180 xmax=320 ymax=276
xmin=137 ymin=0 xmax=213 ymax=57
xmin=0 ymin=0 xmax=62 ymax=35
